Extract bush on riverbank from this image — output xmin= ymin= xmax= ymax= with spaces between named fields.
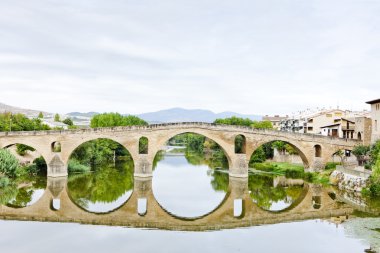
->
xmin=68 ymin=159 xmax=91 ymax=173
xmin=0 ymin=149 xmax=19 ymax=178
xmin=0 ymin=176 xmax=10 ymax=188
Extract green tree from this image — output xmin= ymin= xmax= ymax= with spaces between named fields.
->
xmin=251 ymin=120 xmax=273 ymax=129
xmin=0 ymin=149 xmax=19 ymax=178
xmin=272 ymin=141 xmax=286 ymax=155
xmin=62 ymin=118 xmax=74 ymax=126
xmin=38 ymin=112 xmax=44 ymax=119
xmin=0 ymin=113 xmax=50 ymax=132
xmin=90 ymin=113 xmax=147 ymax=128
xmin=54 ymin=113 xmax=60 ymax=122
xmin=214 ymin=116 xmax=254 ymax=127
xmin=16 ymin=144 xmax=36 ymax=156
xmin=352 ymin=145 xmax=370 ymax=166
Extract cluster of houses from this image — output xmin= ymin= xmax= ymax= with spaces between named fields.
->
xmin=263 ymin=98 xmax=380 ymax=145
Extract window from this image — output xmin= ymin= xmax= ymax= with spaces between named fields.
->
xmin=335 ymin=112 xmax=342 ymax=116
xmin=326 ymin=114 xmax=332 ymax=118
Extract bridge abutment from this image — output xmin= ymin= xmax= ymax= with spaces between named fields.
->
xmin=47 ymin=154 xmax=68 ymax=177
xmin=134 ymin=154 xmax=153 ymax=177
xmin=229 ymin=154 xmax=249 ymax=177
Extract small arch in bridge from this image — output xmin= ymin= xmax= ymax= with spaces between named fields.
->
xmin=314 ymin=145 xmax=322 ymax=158
xmin=312 ymin=196 xmax=321 ymax=209
xmin=235 ymin=135 xmax=246 ymax=154
xmin=51 ymin=142 xmax=61 ymax=153
xmin=137 ymin=198 xmax=147 ymax=216
xmin=233 ymin=199 xmax=244 ymax=217
xmin=51 ymin=199 xmax=61 ymax=210
xmin=139 ymin=137 xmax=149 ymax=154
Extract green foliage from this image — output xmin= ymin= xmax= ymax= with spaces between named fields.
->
xmin=0 ymin=149 xmax=19 ymax=178
xmin=249 ymin=146 xmax=267 ymax=164
xmin=6 ymin=176 xmax=46 ymax=208
xmin=213 ymin=117 xmax=273 ymax=130
xmin=139 ymin=137 xmax=149 ymax=154
xmin=54 ymin=113 xmax=61 ymax=122
xmin=90 ymin=112 xmax=147 ymax=128
xmin=248 ymin=174 xmax=304 ymax=210
xmin=272 ymin=141 xmax=286 ymax=154
xmin=70 ymin=139 xmax=131 ymax=169
xmin=68 ymin=159 xmax=91 ymax=173
xmin=214 ymin=116 xmax=254 ymax=127
xmin=325 ymin=162 xmax=340 ymax=170
xmin=38 ymin=112 xmax=44 ymax=118
xmin=251 ymin=120 xmax=273 ymax=129
xmin=353 ymin=145 xmax=371 ymax=157
xmin=16 ymin=144 xmax=35 ymax=156
xmin=0 ymin=176 xmax=10 ymax=188
xmin=285 ymin=144 xmax=298 ymax=155
xmin=234 ymin=135 xmax=245 ymax=154
xmin=67 ymin=162 xmax=134 ymax=207
xmin=62 ymin=118 xmax=74 ymax=126
xmin=0 ymin=113 xmax=50 ymax=132
xmin=370 ymin=140 xmax=380 ymax=166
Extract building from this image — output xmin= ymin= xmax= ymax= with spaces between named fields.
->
xmin=280 ymin=109 xmax=350 ymax=134
xmin=320 ymin=118 xmax=355 ymax=139
xmin=262 ymin=115 xmax=288 ymax=130
xmin=366 ymin=98 xmax=380 ymax=143
xmin=354 ymin=116 xmax=372 ymax=145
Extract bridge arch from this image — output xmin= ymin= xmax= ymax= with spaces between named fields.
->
xmin=248 ymin=139 xmax=311 ymax=169
xmin=63 ymin=136 xmax=138 ymax=166
xmin=151 ymin=129 xmax=233 ymax=168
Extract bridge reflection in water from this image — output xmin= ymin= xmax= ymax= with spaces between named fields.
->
xmin=0 ymin=176 xmax=354 ymax=231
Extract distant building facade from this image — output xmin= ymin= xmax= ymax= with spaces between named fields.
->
xmin=262 ymin=115 xmax=288 ymax=130
xmin=280 ymin=108 xmax=371 ymax=141
xmin=366 ymin=98 xmax=380 ymax=143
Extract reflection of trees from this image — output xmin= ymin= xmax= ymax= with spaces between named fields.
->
xmin=68 ymin=161 xmax=134 ymax=209
xmin=153 ymin=151 xmax=165 ymax=170
xmin=184 ymin=151 xmax=228 ymax=169
xmin=210 ymin=170 xmax=229 ymax=192
xmin=3 ymin=176 xmax=46 ymax=207
xmin=249 ymin=174 xmax=303 ymax=210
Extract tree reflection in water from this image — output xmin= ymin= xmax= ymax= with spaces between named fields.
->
xmin=68 ymin=161 xmax=134 ymax=212
xmin=249 ymin=174 xmax=304 ymax=211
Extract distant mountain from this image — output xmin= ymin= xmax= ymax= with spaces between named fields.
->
xmin=0 ymin=102 xmax=262 ymax=124
xmin=137 ymin=108 xmax=262 ymax=123
xmin=67 ymin=112 xmax=99 ymax=118
xmin=0 ymin=102 xmax=52 ymax=118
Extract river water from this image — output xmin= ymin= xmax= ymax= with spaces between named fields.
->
xmin=0 ymin=150 xmax=379 ymax=253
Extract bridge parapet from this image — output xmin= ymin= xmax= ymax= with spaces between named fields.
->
xmin=0 ymin=122 xmax=361 ymax=145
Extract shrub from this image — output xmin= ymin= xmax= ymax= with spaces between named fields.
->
xmin=325 ymin=162 xmax=340 ymax=170
xmin=0 ymin=149 xmax=19 ymax=178
xmin=68 ymin=159 xmax=90 ymax=173
xmin=303 ymin=172 xmax=315 ymax=182
xmin=0 ymin=176 xmax=10 ymax=188
xmin=285 ymin=169 xmax=304 ymax=179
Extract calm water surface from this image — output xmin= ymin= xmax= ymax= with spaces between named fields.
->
xmin=0 ymin=150 xmax=379 ymax=253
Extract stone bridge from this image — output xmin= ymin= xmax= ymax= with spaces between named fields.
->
xmin=0 ymin=122 xmax=360 ymax=177
xmin=0 ymin=176 xmax=354 ymax=231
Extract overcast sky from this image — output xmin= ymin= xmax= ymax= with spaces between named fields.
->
xmin=0 ymin=0 xmax=379 ymax=115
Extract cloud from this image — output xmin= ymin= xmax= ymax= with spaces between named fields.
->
xmin=0 ymin=0 xmax=379 ymax=115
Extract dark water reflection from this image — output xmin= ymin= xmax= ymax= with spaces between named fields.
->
xmin=0 ymin=176 xmax=46 ymax=208
xmin=67 ymin=161 xmax=134 ymax=213
xmin=248 ymin=174 xmax=304 ymax=211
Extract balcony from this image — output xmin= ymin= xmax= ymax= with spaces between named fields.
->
xmin=342 ymin=126 xmax=355 ymax=131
